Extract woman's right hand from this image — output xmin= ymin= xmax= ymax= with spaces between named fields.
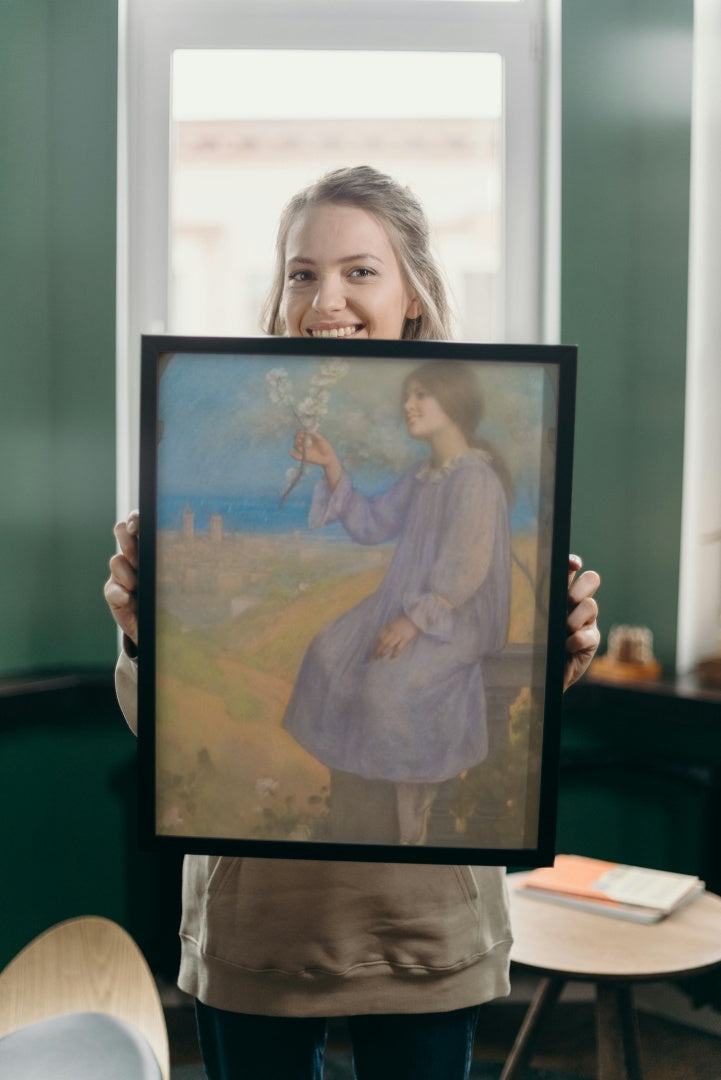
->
xmin=104 ymin=510 xmax=139 ymax=646
xmin=291 ymin=430 xmax=342 ymax=489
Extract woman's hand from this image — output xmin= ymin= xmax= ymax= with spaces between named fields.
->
xmin=104 ymin=510 xmax=139 ymax=647
xmin=373 ymin=616 xmax=420 ymax=660
xmin=564 ymin=554 xmax=601 ymax=691
xmin=290 ymin=429 xmax=342 ymax=489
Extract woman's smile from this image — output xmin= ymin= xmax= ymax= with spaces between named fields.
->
xmin=307 ymin=323 xmax=364 ymax=339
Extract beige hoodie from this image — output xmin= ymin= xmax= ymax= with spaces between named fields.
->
xmin=116 ymin=650 xmax=512 ymax=1016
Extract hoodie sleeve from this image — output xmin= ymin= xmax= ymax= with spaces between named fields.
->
xmin=115 ymin=644 xmax=139 ymax=736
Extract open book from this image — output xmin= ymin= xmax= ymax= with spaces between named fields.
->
xmin=515 ymin=854 xmax=705 ymax=923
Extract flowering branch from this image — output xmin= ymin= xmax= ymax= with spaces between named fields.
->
xmin=266 ymin=360 xmax=349 ymax=506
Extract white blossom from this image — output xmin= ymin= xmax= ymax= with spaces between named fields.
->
xmin=312 ymin=359 xmax=350 ymax=385
xmin=266 ymin=359 xmax=350 ymax=503
xmin=266 ymin=368 xmax=294 ymax=407
xmin=297 ymin=395 xmax=320 ymax=422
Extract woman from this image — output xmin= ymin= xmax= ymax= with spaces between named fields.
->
xmin=284 ymin=361 xmax=511 ymax=846
xmin=106 ymin=166 xmax=601 ymax=1080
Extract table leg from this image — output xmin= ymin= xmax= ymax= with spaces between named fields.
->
xmin=596 ymin=982 xmax=643 ymax=1080
xmin=499 ymin=976 xmax=565 ymax=1080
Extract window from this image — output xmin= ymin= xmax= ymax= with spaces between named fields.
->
xmin=118 ymin=0 xmax=555 ymax=510
xmin=169 ymin=49 xmax=503 ymax=340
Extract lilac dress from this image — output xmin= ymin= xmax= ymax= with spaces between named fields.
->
xmin=283 ymin=450 xmax=511 ymax=783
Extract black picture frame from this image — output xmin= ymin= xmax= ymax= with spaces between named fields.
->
xmin=138 ymin=335 xmax=576 ymax=865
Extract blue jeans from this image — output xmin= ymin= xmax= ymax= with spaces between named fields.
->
xmin=195 ymin=1000 xmax=481 ymax=1080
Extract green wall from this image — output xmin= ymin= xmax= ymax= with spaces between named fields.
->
xmin=0 ymin=0 xmax=130 ymax=971
xmin=562 ymin=0 xmax=693 ymax=669
xmin=0 ymin=0 xmax=118 ymax=675
xmin=0 ymin=682 xmax=183 ymax=973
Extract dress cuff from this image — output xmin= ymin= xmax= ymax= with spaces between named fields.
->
xmin=309 ymin=471 xmax=352 ymax=528
xmin=403 ymin=591 xmax=453 ymax=641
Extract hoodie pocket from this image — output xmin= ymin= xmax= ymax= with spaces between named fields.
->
xmin=182 ymin=856 xmax=510 ymax=976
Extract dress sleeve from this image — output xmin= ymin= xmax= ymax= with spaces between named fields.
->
xmin=403 ymin=465 xmax=509 ymax=641
xmin=309 ymin=467 xmax=415 ymax=544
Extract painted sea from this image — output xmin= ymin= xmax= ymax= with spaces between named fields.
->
xmin=158 ymin=489 xmax=537 ymax=537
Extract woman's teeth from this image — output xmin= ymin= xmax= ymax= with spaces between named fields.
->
xmin=310 ymin=325 xmax=360 ymax=338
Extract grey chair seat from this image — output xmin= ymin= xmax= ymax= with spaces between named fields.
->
xmin=0 ymin=1011 xmax=162 ymax=1079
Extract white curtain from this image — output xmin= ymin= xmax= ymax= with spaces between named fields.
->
xmin=677 ymin=0 xmax=721 ymax=672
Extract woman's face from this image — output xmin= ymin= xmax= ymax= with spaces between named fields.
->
xmin=281 ymin=203 xmax=421 ymax=340
xmin=403 ymin=379 xmax=458 ymax=443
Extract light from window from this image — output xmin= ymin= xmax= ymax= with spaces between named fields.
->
xmin=170 ymin=49 xmax=503 ymax=341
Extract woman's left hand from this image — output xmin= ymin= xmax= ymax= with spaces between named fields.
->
xmin=373 ymin=616 xmax=420 ymax=660
xmin=564 ymin=554 xmax=601 ymax=691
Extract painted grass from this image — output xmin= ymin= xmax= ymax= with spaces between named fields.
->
xmin=154 ymin=530 xmax=543 ymax=845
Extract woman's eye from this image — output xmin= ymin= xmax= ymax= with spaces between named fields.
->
xmin=349 ymin=267 xmax=375 ymax=279
xmin=288 ymin=270 xmax=313 ymax=283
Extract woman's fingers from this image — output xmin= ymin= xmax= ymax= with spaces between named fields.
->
xmin=564 ymin=566 xmax=601 ymax=690
xmin=113 ymin=512 xmax=139 ymax=567
xmin=374 ymin=630 xmax=399 ymax=659
xmin=103 ymin=570 xmax=139 ymax=643
xmin=567 ymin=552 xmax=583 ymax=587
xmin=105 ymin=512 xmax=140 ymax=644
xmin=568 ymin=570 xmax=601 ymax=625
xmin=107 ymin=551 xmax=137 ymax=591
xmin=290 ymin=429 xmax=333 ymax=464
xmin=373 ymin=617 xmax=419 ymax=659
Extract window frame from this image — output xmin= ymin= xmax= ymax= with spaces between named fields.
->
xmin=117 ymin=0 xmax=557 ymax=511
xmin=676 ymin=0 xmax=721 ymax=674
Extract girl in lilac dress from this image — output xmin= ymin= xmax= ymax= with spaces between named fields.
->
xmin=283 ymin=359 xmax=511 ymax=843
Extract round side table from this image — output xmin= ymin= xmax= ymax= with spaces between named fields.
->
xmin=503 ymin=872 xmax=721 ymax=1080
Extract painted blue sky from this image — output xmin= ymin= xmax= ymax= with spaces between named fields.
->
xmin=156 ymin=351 xmax=557 ymax=512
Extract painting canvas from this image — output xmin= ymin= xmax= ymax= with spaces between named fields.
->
xmin=138 ymin=336 xmax=576 ymax=865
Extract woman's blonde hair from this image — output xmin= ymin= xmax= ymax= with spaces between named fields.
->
xmin=261 ymin=165 xmax=454 ymax=341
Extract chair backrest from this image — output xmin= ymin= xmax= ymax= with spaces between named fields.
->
xmin=0 ymin=915 xmax=170 ymax=1080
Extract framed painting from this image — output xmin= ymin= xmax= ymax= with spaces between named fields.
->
xmin=137 ymin=336 xmax=576 ymax=865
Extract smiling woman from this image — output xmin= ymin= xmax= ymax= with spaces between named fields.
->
xmin=281 ymin=205 xmax=421 ymax=340
xmin=263 ymin=167 xmax=451 ymax=341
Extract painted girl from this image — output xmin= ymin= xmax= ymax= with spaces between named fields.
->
xmin=282 ymin=359 xmax=511 ymax=844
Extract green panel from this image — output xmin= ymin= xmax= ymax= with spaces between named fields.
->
xmin=0 ymin=2 xmax=129 ymax=975
xmin=562 ymin=1 xmax=693 ymax=669
xmin=556 ymin=769 xmax=709 ymax=877
xmin=0 ymin=684 xmax=184 ymax=976
xmin=0 ymin=0 xmax=119 ymax=673
xmin=46 ymin=1 xmax=119 ymax=666
xmin=0 ymin=1 xmax=55 ymax=668
xmin=0 ymin=688 xmax=132 ymax=967
xmin=558 ymin=684 xmax=721 ymax=889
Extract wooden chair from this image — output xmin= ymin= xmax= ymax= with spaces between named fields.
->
xmin=0 ymin=915 xmax=170 ymax=1079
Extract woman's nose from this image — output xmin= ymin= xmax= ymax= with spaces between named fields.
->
xmin=312 ymin=274 xmax=345 ymax=314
